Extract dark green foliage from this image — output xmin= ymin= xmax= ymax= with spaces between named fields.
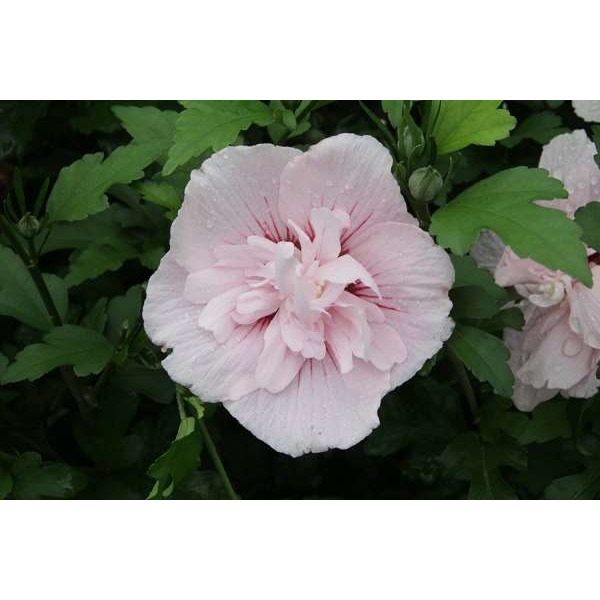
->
xmin=0 ymin=100 xmax=599 ymax=500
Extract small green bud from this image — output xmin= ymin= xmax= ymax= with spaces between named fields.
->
xmin=17 ymin=212 xmax=40 ymax=238
xmin=408 ymin=166 xmax=443 ymax=203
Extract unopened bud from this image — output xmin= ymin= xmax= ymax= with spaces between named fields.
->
xmin=17 ymin=212 xmax=40 ymax=238
xmin=408 ymin=166 xmax=443 ymax=203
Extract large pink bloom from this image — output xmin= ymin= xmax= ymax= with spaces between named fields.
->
xmin=472 ymin=130 xmax=600 ymax=411
xmin=143 ymin=134 xmax=454 ymax=456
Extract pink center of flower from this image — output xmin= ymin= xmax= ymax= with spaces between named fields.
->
xmin=182 ymin=207 xmax=408 ymax=397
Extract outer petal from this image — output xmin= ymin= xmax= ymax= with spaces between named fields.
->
xmin=508 ymin=303 xmax=596 ymax=390
xmin=143 ymin=252 xmax=264 ymax=403
xmin=224 ymin=357 xmax=390 ymax=456
xmin=348 ymin=222 xmax=454 ymax=388
xmin=573 ymin=100 xmax=600 ymax=123
xmin=278 ymin=134 xmax=416 ymax=245
xmin=537 ymin=130 xmax=600 ymax=215
xmin=171 ymin=144 xmax=301 ymax=272
xmin=470 ymin=230 xmax=506 ymax=271
xmin=512 ymin=382 xmax=556 ymax=412
xmin=568 ymin=265 xmax=600 ymax=349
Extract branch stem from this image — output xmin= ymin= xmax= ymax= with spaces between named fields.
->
xmin=198 ymin=420 xmax=239 ymax=500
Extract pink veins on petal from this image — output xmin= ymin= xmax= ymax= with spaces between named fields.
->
xmin=143 ymin=134 xmax=454 ymax=456
xmin=185 ymin=206 xmax=406 ymax=397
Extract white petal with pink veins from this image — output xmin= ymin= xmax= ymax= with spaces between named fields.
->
xmin=569 ymin=266 xmax=600 ymax=349
xmin=278 ymin=133 xmax=416 ymax=244
xmin=171 ymin=144 xmax=301 ymax=272
xmin=144 ymin=135 xmax=456 ymax=456
xmin=224 ymin=357 xmax=390 ymax=457
xmin=537 ymin=130 xmax=600 ymax=216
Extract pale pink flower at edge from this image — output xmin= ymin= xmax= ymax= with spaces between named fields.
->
xmin=472 ymin=130 xmax=600 ymax=411
xmin=143 ymin=134 xmax=454 ymax=456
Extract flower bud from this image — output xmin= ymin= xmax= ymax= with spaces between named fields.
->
xmin=408 ymin=166 xmax=443 ymax=203
xmin=17 ymin=212 xmax=40 ymax=238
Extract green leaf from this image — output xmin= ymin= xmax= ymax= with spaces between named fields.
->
xmin=163 ymin=100 xmax=275 ymax=175
xmin=430 ymin=100 xmax=516 ymax=154
xmin=364 ymin=378 xmax=465 ymax=457
xmin=479 ymin=396 xmax=529 ymax=443
xmin=430 ymin=167 xmax=592 ymax=285
xmin=574 ymin=201 xmax=600 ymax=251
xmin=450 ymin=255 xmax=509 ymax=320
xmin=47 ymin=144 xmax=157 ymax=223
xmin=147 ymin=417 xmax=203 ymax=499
xmin=518 ymin=398 xmax=572 ymax=444
xmin=1 ymin=325 xmax=113 ymax=383
xmin=174 ymin=470 xmax=228 ymax=500
xmin=112 ymin=105 xmax=177 ymax=164
xmin=136 ymin=181 xmax=181 ymax=220
xmin=502 ymin=111 xmax=567 ymax=148
xmin=544 ymin=464 xmax=600 ymax=499
xmin=440 ymin=432 xmax=524 ymax=499
xmin=111 ymin=360 xmax=174 ymax=404
xmin=66 ymin=241 xmax=139 ymax=286
xmin=448 ymin=324 xmax=514 ymax=397
xmin=40 ymin=208 xmax=123 ymax=253
xmin=479 ymin=307 xmax=524 ymax=333
xmin=0 ymin=246 xmax=68 ymax=330
xmin=74 ymin=388 xmax=144 ymax=469
xmin=381 ymin=100 xmax=407 ymax=128
xmin=10 ymin=456 xmax=86 ymax=499
xmin=106 ymin=286 xmax=143 ymax=345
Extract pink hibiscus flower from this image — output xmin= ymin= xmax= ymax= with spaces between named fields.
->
xmin=143 ymin=134 xmax=454 ymax=456
xmin=472 ymin=130 xmax=600 ymax=411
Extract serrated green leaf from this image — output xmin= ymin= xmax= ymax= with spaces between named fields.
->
xmin=136 ymin=180 xmax=181 ymax=220
xmin=544 ymin=464 xmax=600 ymax=499
xmin=0 ymin=246 xmax=68 ymax=330
xmin=147 ymin=417 xmax=203 ymax=499
xmin=574 ymin=201 xmax=600 ymax=251
xmin=1 ymin=325 xmax=113 ymax=383
xmin=11 ymin=461 xmax=86 ymax=499
xmin=430 ymin=100 xmax=516 ymax=154
xmin=440 ymin=432 xmax=523 ymax=499
xmin=502 ymin=111 xmax=567 ymax=148
xmin=112 ymin=105 xmax=177 ymax=164
xmin=431 ymin=167 xmax=592 ymax=285
xmin=66 ymin=242 xmax=138 ymax=286
xmin=47 ymin=144 xmax=157 ymax=223
xmin=518 ymin=398 xmax=572 ymax=444
xmin=448 ymin=324 xmax=514 ymax=397
xmin=163 ymin=100 xmax=275 ymax=175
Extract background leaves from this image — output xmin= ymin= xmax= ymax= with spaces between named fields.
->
xmin=1 ymin=100 xmax=599 ymax=500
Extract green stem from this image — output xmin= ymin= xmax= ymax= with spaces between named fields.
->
xmin=0 ymin=215 xmax=89 ymax=411
xmin=449 ymin=350 xmax=479 ymax=424
xmin=198 ymin=420 xmax=239 ymax=500
xmin=358 ymin=100 xmax=399 ymax=160
xmin=176 ymin=395 xmax=187 ymax=421
xmin=404 ymin=191 xmax=431 ymax=229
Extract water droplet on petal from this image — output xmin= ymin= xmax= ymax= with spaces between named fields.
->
xmin=562 ymin=336 xmax=583 ymax=357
